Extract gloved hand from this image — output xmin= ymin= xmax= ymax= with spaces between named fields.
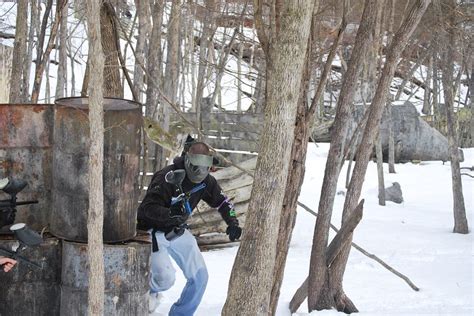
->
xmin=226 ymin=224 xmax=242 ymax=241
xmin=169 ymin=201 xmax=186 ymax=219
xmin=169 ymin=201 xmax=189 ymax=227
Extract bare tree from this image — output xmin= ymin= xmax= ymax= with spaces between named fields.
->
xmin=9 ymin=0 xmax=28 ymax=103
xmin=86 ymin=0 xmax=105 ymax=314
xmin=221 ymin=0 xmax=315 ymax=314
xmin=469 ymin=65 xmax=474 ymax=146
xmin=100 ymin=2 xmax=123 ymax=97
xmin=133 ymin=0 xmax=151 ymax=103
xmin=312 ymin=1 xmax=430 ymax=313
xmin=387 ymin=96 xmax=396 ymax=173
xmin=56 ymin=1 xmax=69 ymax=99
xmin=307 ymin=0 xmax=381 ymax=312
xmin=157 ymin=0 xmax=182 ymax=168
xmin=422 ymin=54 xmax=433 ymax=115
xmin=145 ymin=0 xmax=165 ymax=115
xmin=144 ymin=0 xmax=165 ymax=174
xmin=269 ymin=1 xmax=349 ymax=313
xmin=194 ymin=0 xmax=217 ymax=136
xmin=376 ymin=132 xmax=386 ymax=205
xmin=439 ymin=0 xmax=469 ymax=234
xmin=387 ymin=0 xmax=397 ymax=173
xmin=22 ymin=1 xmax=39 ymax=102
xmin=31 ymin=0 xmax=66 ymax=103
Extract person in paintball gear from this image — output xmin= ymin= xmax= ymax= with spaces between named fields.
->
xmin=0 ymin=178 xmax=18 ymax=272
xmin=137 ymin=141 xmax=242 ymax=315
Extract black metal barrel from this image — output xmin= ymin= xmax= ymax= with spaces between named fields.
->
xmin=0 ymin=237 xmax=61 ymax=316
xmin=50 ymin=97 xmax=141 ymax=242
xmin=60 ymin=240 xmax=150 ymax=316
xmin=0 ymin=104 xmax=54 ymax=231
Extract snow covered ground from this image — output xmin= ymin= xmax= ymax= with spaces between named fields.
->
xmin=152 ymin=143 xmax=473 ymax=316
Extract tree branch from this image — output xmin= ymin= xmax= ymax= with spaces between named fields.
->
xmin=0 ymin=31 xmax=15 ymax=39
xmin=326 ymin=200 xmax=364 ymax=266
xmin=306 ymin=16 xmax=347 ymax=124
xmin=254 ymin=0 xmax=269 ymax=55
xmin=105 ymin=1 xmax=138 ymax=102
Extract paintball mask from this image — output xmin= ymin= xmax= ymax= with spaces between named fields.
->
xmin=184 ymin=153 xmax=213 ymax=183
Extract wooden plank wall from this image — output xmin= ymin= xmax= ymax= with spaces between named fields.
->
xmin=139 ymin=111 xmax=262 ymax=200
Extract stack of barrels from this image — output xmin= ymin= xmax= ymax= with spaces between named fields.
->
xmin=0 ymin=97 xmax=150 ymax=316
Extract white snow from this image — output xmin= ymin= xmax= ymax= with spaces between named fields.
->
xmin=152 ymin=144 xmax=474 ymax=316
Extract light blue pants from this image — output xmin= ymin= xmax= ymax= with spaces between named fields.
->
xmin=150 ymin=229 xmax=209 ymax=316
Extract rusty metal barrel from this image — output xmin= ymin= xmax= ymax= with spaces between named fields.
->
xmin=60 ymin=240 xmax=150 ymax=316
xmin=0 ymin=104 xmax=54 ymax=231
xmin=0 ymin=236 xmax=61 ymax=315
xmin=50 ymin=97 xmax=141 ymax=242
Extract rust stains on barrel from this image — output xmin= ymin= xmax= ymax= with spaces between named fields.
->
xmin=50 ymin=97 xmax=142 ymax=242
xmin=0 ymin=237 xmax=61 ymax=315
xmin=60 ymin=240 xmax=150 ymax=316
xmin=0 ymin=104 xmax=53 ymax=231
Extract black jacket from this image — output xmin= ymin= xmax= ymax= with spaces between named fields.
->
xmin=137 ymin=157 xmax=238 ymax=233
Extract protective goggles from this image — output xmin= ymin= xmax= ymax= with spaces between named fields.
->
xmin=186 ymin=153 xmax=213 ymax=167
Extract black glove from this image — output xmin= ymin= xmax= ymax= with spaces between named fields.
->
xmin=226 ymin=224 xmax=242 ymax=241
xmin=169 ymin=201 xmax=188 ymax=226
xmin=169 ymin=201 xmax=185 ymax=218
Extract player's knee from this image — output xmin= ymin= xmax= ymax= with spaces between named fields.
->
xmin=155 ymin=272 xmax=176 ymax=290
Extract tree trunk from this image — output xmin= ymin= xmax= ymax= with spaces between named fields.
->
xmin=133 ymin=0 xmax=151 ymax=103
xmin=56 ymin=1 xmax=68 ymax=99
xmin=469 ymin=66 xmax=473 ymax=109
xmin=157 ymin=0 xmax=182 ymax=168
xmin=210 ymin=28 xmax=239 ymax=108
xmin=100 ymin=3 xmax=123 ymax=98
xmin=30 ymin=0 xmax=52 ymax=102
xmin=387 ymin=97 xmax=396 ymax=173
xmin=222 ymin=1 xmax=315 ymax=314
xmin=432 ymin=45 xmax=442 ymax=129
xmin=194 ymin=0 xmax=217 ymax=136
xmin=307 ymin=0 xmax=380 ymax=311
xmin=268 ymin=55 xmax=311 ymax=316
xmin=326 ymin=1 xmax=431 ymax=313
xmin=376 ymin=133 xmax=386 ymax=205
xmin=31 ymin=0 xmax=65 ymax=103
xmin=86 ymin=0 xmax=105 ymax=314
xmin=145 ymin=0 xmax=164 ymax=115
xmin=422 ymin=55 xmax=433 ymax=115
xmin=45 ymin=56 xmax=51 ymax=103
xmin=9 ymin=0 xmax=28 ymax=103
xmin=69 ymin=33 xmax=76 ymax=95
xmin=269 ymin=1 xmax=350 ymax=312
xmin=440 ymin=0 xmax=468 ymax=234
xmin=145 ymin=0 xmax=166 ymax=173
xmin=470 ymin=66 xmax=474 ymax=147
xmin=22 ymin=1 xmax=39 ymax=102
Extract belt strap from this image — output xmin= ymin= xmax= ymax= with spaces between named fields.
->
xmin=151 ymin=228 xmax=159 ymax=252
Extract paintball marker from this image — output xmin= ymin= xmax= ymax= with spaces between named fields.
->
xmin=165 ymin=169 xmax=206 ymax=215
xmin=0 ymin=178 xmax=38 ymax=228
xmin=0 ymin=223 xmax=43 ymax=270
